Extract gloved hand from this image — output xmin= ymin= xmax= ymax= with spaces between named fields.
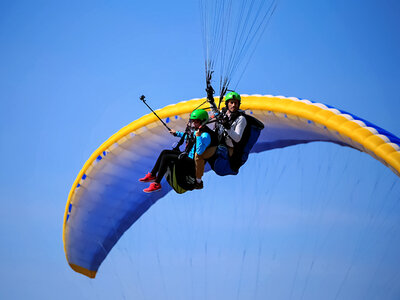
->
xmin=206 ymin=87 xmax=215 ymax=104
xmin=221 ymin=116 xmax=231 ymax=129
xmin=206 ymin=85 xmax=214 ymax=96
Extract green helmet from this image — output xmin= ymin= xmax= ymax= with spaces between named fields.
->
xmin=224 ymin=91 xmax=241 ymax=105
xmin=190 ymin=109 xmax=209 ymax=123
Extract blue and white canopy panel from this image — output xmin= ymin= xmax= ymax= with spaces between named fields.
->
xmin=63 ymin=95 xmax=400 ymax=278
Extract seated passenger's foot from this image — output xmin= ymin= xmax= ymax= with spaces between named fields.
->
xmin=143 ymin=182 xmax=162 ymax=193
xmin=194 ymin=180 xmax=203 ymax=190
xmin=139 ymin=172 xmax=156 ymax=182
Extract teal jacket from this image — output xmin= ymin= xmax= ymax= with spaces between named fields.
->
xmin=176 ymin=130 xmax=211 ymax=159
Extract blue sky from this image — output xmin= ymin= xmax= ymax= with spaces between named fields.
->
xmin=1 ymin=1 xmax=400 ymax=299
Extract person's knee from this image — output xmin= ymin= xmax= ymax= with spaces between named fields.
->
xmin=203 ymin=146 xmax=217 ymax=159
xmin=195 ymin=153 xmax=203 ymax=162
xmin=228 ymin=147 xmax=234 ymax=157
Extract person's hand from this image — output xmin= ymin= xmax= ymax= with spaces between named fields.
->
xmin=206 ymin=84 xmax=214 ymax=96
xmin=169 ymin=129 xmax=177 ymax=136
xmin=221 ymin=117 xmax=231 ymax=129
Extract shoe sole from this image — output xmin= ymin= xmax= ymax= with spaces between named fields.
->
xmin=143 ymin=188 xmax=162 ymax=193
xmin=139 ymin=179 xmax=156 ymax=183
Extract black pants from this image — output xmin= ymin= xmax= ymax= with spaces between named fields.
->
xmin=151 ymin=149 xmax=194 ymax=183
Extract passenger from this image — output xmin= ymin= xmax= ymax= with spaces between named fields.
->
xmin=192 ymin=110 xmax=218 ymax=188
xmin=139 ymin=109 xmax=216 ymax=192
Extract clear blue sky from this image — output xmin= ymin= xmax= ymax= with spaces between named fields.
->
xmin=1 ymin=1 xmax=400 ymax=299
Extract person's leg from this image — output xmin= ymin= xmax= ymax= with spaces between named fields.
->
xmin=151 ymin=149 xmax=179 ymax=176
xmin=227 ymin=146 xmax=234 ymax=157
xmin=140 ymin=149 xmax=179 ymax=183
xmin=143 ymin=150 xmax=181 ymax=193
xmin=195 ymin=146 xmax=217 ymax=180
xmin=154 ymin=151 xmax=180 ymax=183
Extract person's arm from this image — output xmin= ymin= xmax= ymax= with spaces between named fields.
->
xmin=174 ymin=130 xmax=184 ymax=138
xmin=226 ymin=116 xmax=247 ymax=143
xmin=195 ymin=132 xmax=211 ymax=155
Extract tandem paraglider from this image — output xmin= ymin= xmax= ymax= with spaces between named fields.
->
xmin=137 ymin=84 xmax=264 ymax=194
xmin=62 ymin=0 xmax=400 ymax=279
xmin=63 ymin=93 xmax=400 ymax=278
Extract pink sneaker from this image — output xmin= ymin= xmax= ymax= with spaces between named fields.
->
xmin=143 ymin=182 xmax=162 ymax=193
xmin=139 ymin=172 xmax=156 ymax=182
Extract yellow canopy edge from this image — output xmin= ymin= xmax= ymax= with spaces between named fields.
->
xmin=63 ymin=95 xmax=400 ymax=278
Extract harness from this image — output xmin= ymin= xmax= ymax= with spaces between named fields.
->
xmin=167 ymin=124 xmax=218 ymax=194
xmin=217 ymin=107 xmax=245 ymax=145
xmin=173 ymin=125 xmax=218 ymax=154
xmin=200 ymin=125 xmax=219 ymax=148
xmin=212 ymin=107 xmax=264 ymax=173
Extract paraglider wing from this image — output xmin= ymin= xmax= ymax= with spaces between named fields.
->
xmin=244 ymin=95 xmax=400 ymax=176
xmin=63 ymin=95 xmax=400 ymax=278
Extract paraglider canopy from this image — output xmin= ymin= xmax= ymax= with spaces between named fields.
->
xmin=63 ymin=94 xmax=400 ymax=278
